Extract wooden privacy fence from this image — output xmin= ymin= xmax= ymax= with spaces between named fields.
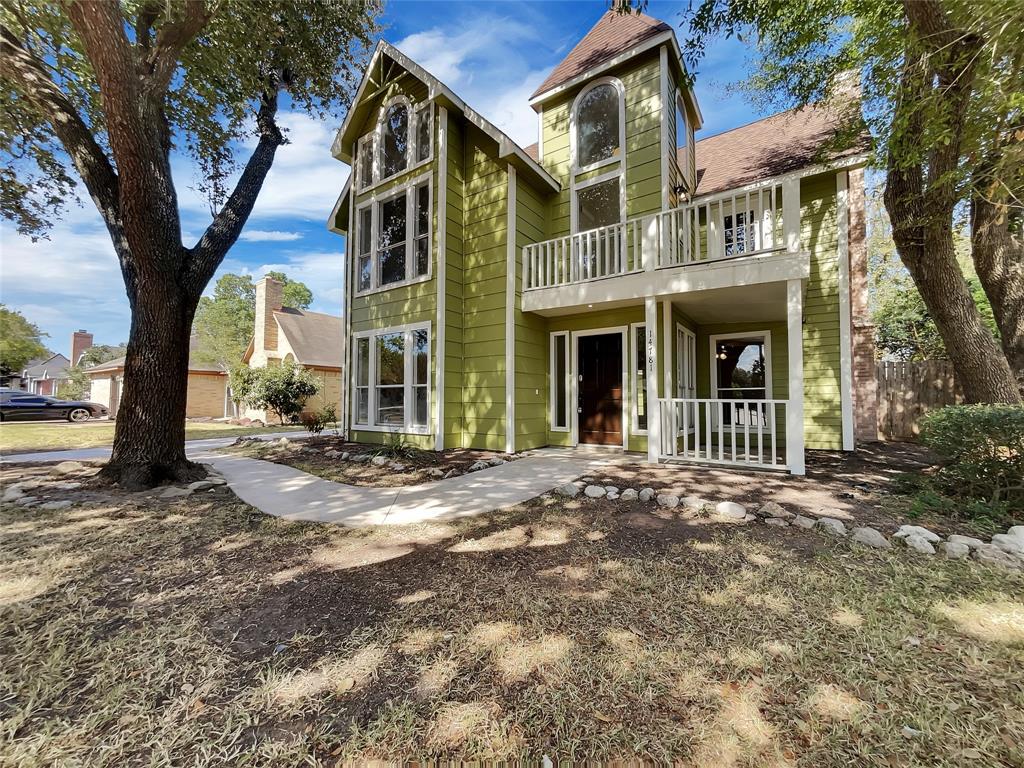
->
xmin=876 ymin=360 xmax=962 ymax=440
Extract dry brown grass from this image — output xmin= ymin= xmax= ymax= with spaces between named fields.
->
xmin=1 ymin=463 xmax=1023 ymax=766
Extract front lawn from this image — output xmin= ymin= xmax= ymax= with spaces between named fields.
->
xmin=2 ymin=461 xmax=1021 ymax=765
xmin=0 ymin=420 xmax=302 ymax=454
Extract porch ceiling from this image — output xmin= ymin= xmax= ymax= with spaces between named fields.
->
xmin=669 ymin=281 xmax=789 ymax=324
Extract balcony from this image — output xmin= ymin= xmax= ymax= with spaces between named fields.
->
xmin=522 ymin=179 xmax=803 ymax=311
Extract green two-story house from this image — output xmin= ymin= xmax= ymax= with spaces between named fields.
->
xmin=328 ymin=11 xmax=876 ymax=475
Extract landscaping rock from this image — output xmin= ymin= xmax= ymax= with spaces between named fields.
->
xmin=620 ymin=488 xmax=638 ymax=502
xmin=606 ymin=492 xmax=620 ymax=501
xmin=604 ymin=486 xmax=619 ymax=495
xmin=757 ymin=501 xmax=794 ymax=520
xmin=656 ymin=494 xmax=679 ymax=509
xmin=340 ymin=452 xmax=351 ymax=461
xmin=638 ymin=488 xmax=656 ymax=502
xmin=681 ymin=496 xmax=711 ymax=511
xmin=48 ymin=481 xmax=83 ymax=491
xmin=52 ymin=461 xmax=85 ymax=475
xmin=941 ymin=541 xmax=970 ymax=560
xmin=902 ymin=534 xmax=936 ymax=555
xmin=893 ymin=525 xmax=941 ymax=543
xmin=555 ymin=483 xmax=580 ymax=498
xmin=370 ymin=456 xmax=388 ymax=466
xmin=187 ymin=480 xmax=218 ymax=492
xmin=792 ymin=515 xmax=816 ymax=529
xmin=765 ymin=518 xmax=789 ymax=528
xmin=816 ymin=517 xmax=847 ymax=537
xmin=991 ymin=533 xmax=1024 ymax=557
xmin=948 ymin=534 xmax=985 ymax=550
xmin=468 ymin=460 xmax=489 ymax=472
xmin=39 ymin=500 xmax=73 ymax=510
xmin=427 ymin=468 xmax=445 ymax=479
xmin=277 ymin=438 xmax=290 ymax=447
xmin=716 ymin=501 xmax=747 ymax=519
xmin=15 ymin=496 xmax=39 ymax=507
xmin=350 ymin=454 xmax=370 ymax=463
xmin=851 ymin=527 xmax=891 ymax=549
xmin=389 ymin=463 xmax=407 ymax=472
xmin=160 ymin=487 xmax=193 ymax=499
xmin=1007 ymin=525 xmax=1024 ymax=542
xmin=488 ymin=456 xmax=506 ymax=467
xmin=1 ymin=486 xmax=26 ymax=503
xmin=973 ymin=544 xmax=1022 ymax=571
xmin=584 ymin=485 xmax=607 ymax=499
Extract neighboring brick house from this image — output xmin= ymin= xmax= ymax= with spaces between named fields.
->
xmin=19 ymin=353 xmax=71 ymax=395
xmin=326 ymin=10 xmax=875 ymax=474
xmin=240 ymin=276 xmax=344 ymax=424
xmin=87 ymin=340 xmax=230 ymax=419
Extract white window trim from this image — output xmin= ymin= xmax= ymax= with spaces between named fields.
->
xmin=351 ymin=321 xmax=432 ymax=436
xmin=549 ymin=331 xmax=570 ymax=432
xmin=675 ymin=322 xmax=696 ymax=399
xmin=356 ymin=133 xmax=375 ymax=192
xmin=570 ymin=76 xmax=627 ymax=235
xmin=353 ymin=171 xmax=433 ymax=297
xmin=357 ymin=98 xmax=434 ymax=194
xmin=709 ymin=330 xmax=774 ymax=431
xmin=630 ymin=322 xmax=648 ymax=435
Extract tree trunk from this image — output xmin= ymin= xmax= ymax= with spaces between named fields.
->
xmin=971 ymin=195 xmax=1024 ymax=390
xmin=98 ymin=275 xmax=205 ymax=489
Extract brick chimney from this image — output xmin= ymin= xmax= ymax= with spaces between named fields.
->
xmin=254 ymin=276 xmax=284 ymax=354
xmin=71 ymin=330 xmax=93 ymax=364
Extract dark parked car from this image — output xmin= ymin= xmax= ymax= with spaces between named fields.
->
xmin=0 ymin=392 xmax=108 ymax=422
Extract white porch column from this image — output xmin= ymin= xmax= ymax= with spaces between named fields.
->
xmin=782 ymin=175 xmax=801 ymax=254
xmin=645 ymin=296 xmax=661 ymax=463
xmin=786 ymin=278 xmax=806 ymax=475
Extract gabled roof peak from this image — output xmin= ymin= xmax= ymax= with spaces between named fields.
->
xmin=530 ymin=11 xmax=672 ymax=101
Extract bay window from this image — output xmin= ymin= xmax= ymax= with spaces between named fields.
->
xmin=352 ymin=323 xmax=431 ymax=433
xmin=354 ymin=175 xmax=432 ymax=294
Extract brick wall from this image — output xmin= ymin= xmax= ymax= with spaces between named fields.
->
xmin=847 ymin=167 xmax=878 ymax=442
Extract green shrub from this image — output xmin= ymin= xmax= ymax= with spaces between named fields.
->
xmin=919 ymin=404 xmax=1024 ymax=508
xmin=234 ymin=363 xmax=320 ymax=425
xmin=301 ymin=404 xmax=337 ymax=435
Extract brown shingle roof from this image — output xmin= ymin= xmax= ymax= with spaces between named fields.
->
xmin=688 ymin=103 xmax=869 ymax=197
xmin=531 ymin=11 xmax=671 ymax=99
xmin=274 ymin=308 xmax=343 ymax=369
xmin=523 ymin=142 xmax=539 ymax=161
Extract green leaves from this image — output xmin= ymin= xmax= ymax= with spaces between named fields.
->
xmin=0 ymin=305 xmax=48 ymax=375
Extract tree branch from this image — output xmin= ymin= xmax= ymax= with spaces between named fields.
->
xmin=0 ymin=23 xmax=123 ymax=242
xmin=186 ymin=88 xmax=285 ymax=296
xmin=144 ymin=0 xmax=211 ymax=95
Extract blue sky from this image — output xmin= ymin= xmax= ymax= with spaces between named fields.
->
xmin=0 ymin=1 xmax=769 ymax=359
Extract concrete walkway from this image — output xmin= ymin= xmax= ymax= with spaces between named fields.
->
xmin=3 ymin=435 xmax=613 ymax=526
xmin=189 ymin=447 xmax=610 ymax=526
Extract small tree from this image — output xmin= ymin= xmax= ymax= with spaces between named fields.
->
xmin=59 ymin=344 xmax=129 ymax=399
xmin=0 ymin=305 xmax=48 ymax=381
xmin=237 ymin=363 xmax=319 ymax=425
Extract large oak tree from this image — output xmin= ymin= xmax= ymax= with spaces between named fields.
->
xmin=1 ymin=1 xmax=379 ymax=487
xmin=672 ymin=0 xmax=1023 ymax=403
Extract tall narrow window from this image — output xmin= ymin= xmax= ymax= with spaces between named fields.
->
xmin=577 ymin=177 xmax=621 ymax=231
xmin=415 ymin=104 xmax=432 ymax=162
xmin=355 ymin=337 xmax=370 ymax=424
xmin=357 ymin=207 xmax=372 ymax=292
xmin=378 ymin=194 xmax=407 ymax=286
xmin=381 ymin=102 xmax=409 ymax=178
xmin=575 ymin=83 xmax=620 ymax=168
xmin=376 ymin=332 xmax=405 ymax=425
xmin=550 ymin=333 xmax=569 ymax=430
xmin=634 ymin=325 xmax=648 ymax=431
xmin=675 ymin=95 xmax=687 ymax=151
xmin=357 ymin=134 xmax=374 ymax=189
xmin=412 ymin=328 xmax=429 ymax=426
xmin=414 ymin=182 xmax=430 ymax=277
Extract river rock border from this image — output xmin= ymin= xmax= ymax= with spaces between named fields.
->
xmin=554 ymin=480 xmax=1024 ymax=572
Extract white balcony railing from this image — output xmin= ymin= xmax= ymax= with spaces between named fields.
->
xmin=658 ymin=397 xmax=788 ymax=470
xmin=523 ymin=218 xmax=644 ymax=290
xmin=523 ymin=180 xmax=794 ymax=291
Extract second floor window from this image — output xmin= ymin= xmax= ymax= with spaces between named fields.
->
xmin=381 ymin=102 xmax=409 ymax=178
xmin=357 ymin=100 xmax=433 ymax=191
xmin=575 ymin=82 xmax=621 ymax=169
xmin=355 ymin=177 xmax=432 ymax=293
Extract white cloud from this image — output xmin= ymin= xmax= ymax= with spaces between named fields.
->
xmin=240 ymin=229 xmax=303 ymax=242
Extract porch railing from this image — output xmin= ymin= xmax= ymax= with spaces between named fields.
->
xmin=523 ymin=180 xmax=792 ymax=291
xmin=658 ymin=397 xmax=789 ymax=470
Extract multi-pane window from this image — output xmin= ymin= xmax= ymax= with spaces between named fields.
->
xmin=577 ymin=177 xmax=621 ymax=231
xmin=575 ymin=82 xmax=620 ymax=168
xmin=356 ymin=100 xmax=432 ymax=190
xmin=352 ymin=324 xmax=431 ymax=433
xmin=355 ymin=179 xmax=431 ymax=293
xmin=415 ymin=104 xmax=432 ymax=163
xmin=357 ymin=207 xmax=372 ymax=292
xmin=723 ymin=210 xmax=755 ymax=256
xmin=550 ymin=332 xmax=569 ymax=430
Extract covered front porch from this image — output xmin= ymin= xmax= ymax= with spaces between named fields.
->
xmin=538 ymin=278 xmax=807 ymax=475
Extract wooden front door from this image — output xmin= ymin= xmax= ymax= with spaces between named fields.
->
xmin=578 ymin=333 xmax=623 ymax=445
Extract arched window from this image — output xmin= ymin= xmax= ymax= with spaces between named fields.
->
xmin=575 ymin=82 xmax=621 ymax=168
xmin=380 ymin=101 xmax=409 ymax=178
